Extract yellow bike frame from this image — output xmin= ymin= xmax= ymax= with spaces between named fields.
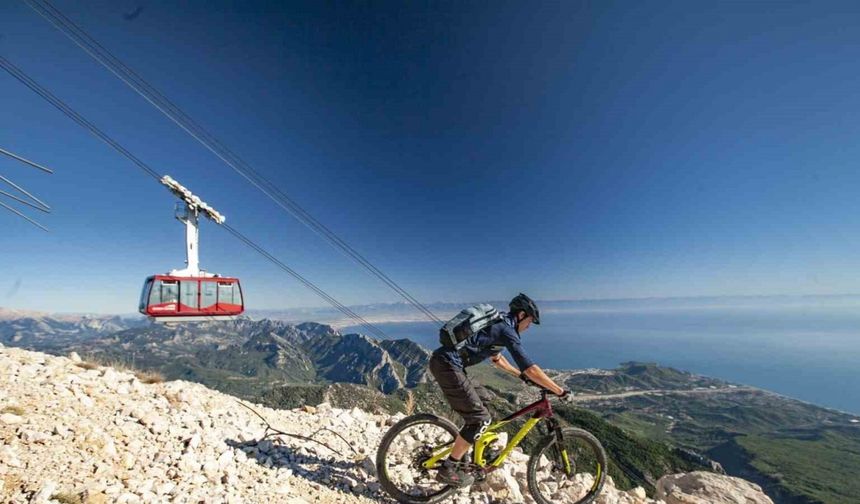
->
xmin=421 ymin=417 xmax=543 ymax=469
xmin=413 ymin=389 xmax=605 ymax=495
xmin=421 ymin=387 xmax=569 ymax=472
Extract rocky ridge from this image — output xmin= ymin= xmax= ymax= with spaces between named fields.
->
xmin=0 ymin=344 xmax=772 ymax=504
xmin=11 ymin=318 xmax=431 ymax=396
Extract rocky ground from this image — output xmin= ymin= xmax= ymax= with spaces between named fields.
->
xmin=0 ymin=343 xmax=772 ymax=503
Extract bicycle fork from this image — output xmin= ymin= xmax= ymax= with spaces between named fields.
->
xmin=547 ymin=419 xmax=573 ymax=476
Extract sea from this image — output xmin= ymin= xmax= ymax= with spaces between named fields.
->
xmin=344 ymin=303 xmax=860 ymax=415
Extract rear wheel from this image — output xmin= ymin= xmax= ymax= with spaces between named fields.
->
xmin=526 ymin=427 xmax=607 ymax=504
xmin=376 ymin=413 xmax=460 ymax=503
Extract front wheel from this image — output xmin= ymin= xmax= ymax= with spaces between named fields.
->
xmin=376 ymin=413 xmax=460 ymax=504
xmin=526 ymin=427 xmax=607 ymax=504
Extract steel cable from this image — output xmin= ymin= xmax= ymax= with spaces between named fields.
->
xmin=23 ymin=0 xmax=444 ymax=325
xmin=0 ymin=199 xmax=49 ymax=232
xmin=0 ymin=147 xmax=54 ymax=174
xmin=0 ymin=172 xmax=51 ymax=211
xmin=0 ymin=55 xmax=390 ymax=340
xmin=0 ymin=189 xmax=51 ymax=213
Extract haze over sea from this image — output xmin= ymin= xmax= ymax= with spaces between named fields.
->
xmin=345 ymin=299 xmax=860 ymax=415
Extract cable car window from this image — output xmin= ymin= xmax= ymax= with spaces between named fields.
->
xmin=235 ymin=284 xmax=243 ymax=306
xmin=201 ymin=281 xmax=217 ymax=309
xmin=161 ymin=280 xmax=179 ymax=304
xmin=217 ymin=282 xmax=234 ymax=305
xmin=180 ymin=281 xmax=198 ymax=309
xmin=149 ymin=281 xmax=162 ymax=305
xmin=139 ymin=278 xmax=153 ymax=311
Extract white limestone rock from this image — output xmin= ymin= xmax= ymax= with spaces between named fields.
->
xmin=656 ymin=471 xmax=774 ymax=504
xmin=0 ymin=412 xmax=24 ymax=425
xmin=31 ymin=480 xmax=57 ymax=504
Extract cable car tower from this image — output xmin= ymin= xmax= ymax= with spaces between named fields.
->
xmin=138 ymin=176 xmax=244 ymax=323
xmin=162 ymin=175 xmax=224 ymax=277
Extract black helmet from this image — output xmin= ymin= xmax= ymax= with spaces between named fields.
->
xmin=509 ymin=293 xmax=540 ymax=325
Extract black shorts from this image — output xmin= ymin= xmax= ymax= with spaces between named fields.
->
xmin=429 ymin=353 xmax=491 ymax=442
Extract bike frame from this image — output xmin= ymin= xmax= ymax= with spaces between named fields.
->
xmin=421 ymin=390 xmax=563 ymax=474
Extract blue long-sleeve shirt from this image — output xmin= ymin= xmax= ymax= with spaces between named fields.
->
xmin=433 ymin=312 xmax=536 ymax=370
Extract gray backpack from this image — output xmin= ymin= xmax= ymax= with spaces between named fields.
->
xmin=439 ymin=304 xmax=503 ymax=349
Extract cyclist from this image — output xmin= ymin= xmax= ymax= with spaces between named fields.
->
xmin=428 ymin=293 xmax=569 ymax=487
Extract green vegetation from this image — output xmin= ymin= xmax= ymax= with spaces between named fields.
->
xmin=566 ymin=362 xmax=860 ymax=504
xmin=554 ymin=406 xmax=701 ymax=493
xmin=561 ymin=362 xmax=725 ymax=394
xmin=157 ymin=360 xmax=282 ymax=400
xmin=259 ymin=384 xmax=327 ymax=409
xmin=603 ymin=411 xmax=672 ymax=442
xmin=738 ymin=428 xmax=860 ymax=504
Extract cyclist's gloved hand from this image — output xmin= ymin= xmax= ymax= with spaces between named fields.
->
xmin=556 ymin=390 xmax=573 ymax=402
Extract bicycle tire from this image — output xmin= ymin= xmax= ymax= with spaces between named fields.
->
xmin=376 ymin=413 xmax=460 ymax=504
xmin=526 ymin=427 xmax=607 ymax=504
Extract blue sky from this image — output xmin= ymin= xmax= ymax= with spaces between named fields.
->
xmin=3 ymin=1 xmax=860 ymax=314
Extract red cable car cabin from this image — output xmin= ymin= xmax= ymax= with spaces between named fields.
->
xmin=142 ymin=176 xmax=244 ymax=322
xmin=139 ymin=275 xmax=244 ymax=321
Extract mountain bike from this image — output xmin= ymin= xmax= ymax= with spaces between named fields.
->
xmin=375 ymin=381 xmax=607 ymax=504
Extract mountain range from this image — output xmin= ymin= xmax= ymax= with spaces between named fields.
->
xmin=3 ymin=308 xmax=859 ymax=502
xmin=0 ymin=310 xmax=713 ymax=495
xmin=0 ymin=314 xmax=429 ymax=396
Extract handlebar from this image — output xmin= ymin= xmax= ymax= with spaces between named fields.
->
xmin=520 ymin=374 xmax=570 ymax=399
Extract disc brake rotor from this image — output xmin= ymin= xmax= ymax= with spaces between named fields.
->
xmin=413 ymin=445 xmax=434 ymax=471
